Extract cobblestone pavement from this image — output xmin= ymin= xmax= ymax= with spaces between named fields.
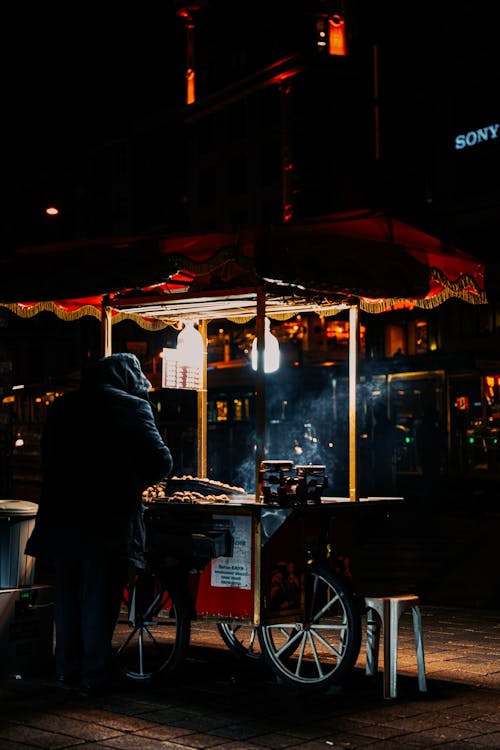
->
xmin=0 ymin=605 xmax=499 ymax=750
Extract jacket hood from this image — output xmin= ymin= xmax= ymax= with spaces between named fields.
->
xmin=81 ymin=353 xmax=152 ymax=397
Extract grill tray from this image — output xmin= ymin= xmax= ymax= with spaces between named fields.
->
xmin=143 ymin=475 xmax=246 ymax=504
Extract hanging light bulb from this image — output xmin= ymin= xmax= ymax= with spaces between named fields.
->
xmin=251 ymin=317 xmax=280 ymax=373
xmin=176 ymin=321 xmax=203 ymax=370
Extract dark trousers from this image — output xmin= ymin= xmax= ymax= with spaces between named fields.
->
xmin=53 ymin=557 xmax=128 ymax=685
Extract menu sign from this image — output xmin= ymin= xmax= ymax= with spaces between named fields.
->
xmin=211 ymin=515 xmax=252 ymax=590
xmin=162 ymin=348 xmax=201 ymax=390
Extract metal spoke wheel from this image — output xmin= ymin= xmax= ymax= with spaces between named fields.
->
xmin=217 ymin=622 xmax=262 ymax=660
xmin=258 ymin=564 xmax=361 ymax=689
xmin=113 ymin=570 xmax=191 ymax=682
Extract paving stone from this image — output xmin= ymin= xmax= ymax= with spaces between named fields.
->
xmin=0 ymin=605 xmax=499 ymax=750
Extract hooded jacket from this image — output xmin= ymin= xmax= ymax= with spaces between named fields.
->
xmin=25 ymin=353 xmax=173 ymax=565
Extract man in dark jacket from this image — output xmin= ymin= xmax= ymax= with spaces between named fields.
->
xmin=25 ymin=353 xmax=173 ymax=696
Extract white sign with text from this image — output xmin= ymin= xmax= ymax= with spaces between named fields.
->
xmin=211 ymin=515 xmax=252 ymax=589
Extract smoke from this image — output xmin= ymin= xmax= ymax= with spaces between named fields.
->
xmin=230 ymin=376 xmax=353 ymax=495
xmin=233 ymin=452 xmax=256 ymax=492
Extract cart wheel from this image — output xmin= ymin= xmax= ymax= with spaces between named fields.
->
xmin=258 ymin=564 xmax=361 ymax=690
xmin=217 ymin=622 xmax=262 ymax=660
xmin=113 ymin=570 xmax=191 ymax=682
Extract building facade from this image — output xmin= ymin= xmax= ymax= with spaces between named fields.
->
xmin=1 ymin=0 xmax=500 ymax=499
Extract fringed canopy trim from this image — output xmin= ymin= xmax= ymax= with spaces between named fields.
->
xmin=0 ymin=301 xmax=171 ymax=331
xmin=1 ymin=269 xmax=486 ymax=324
xmin=359 ymin=271 xmax=487 ymax=314
xmin=0 ymin=301 xmax=102 ymax=321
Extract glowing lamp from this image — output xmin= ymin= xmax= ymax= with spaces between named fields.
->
xmin=251 ymin=317 xmax=280 ymax=373
xmin=176 ymin=321 xmax=203 ymax=370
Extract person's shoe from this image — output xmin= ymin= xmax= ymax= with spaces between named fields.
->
xmin=78 ymin=673 xmax=130 ymax=698
xmin=55 ymin=673 xmax=81 ymax=690
xmin=78 ymin=681 xmax=102 ymax=698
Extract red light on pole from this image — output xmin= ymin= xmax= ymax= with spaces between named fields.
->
xmin=328 ymin=14 xmax=347 ymax=56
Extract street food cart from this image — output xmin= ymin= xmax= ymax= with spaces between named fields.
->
xmin=0 ymin=209 xmax=487 ymax=690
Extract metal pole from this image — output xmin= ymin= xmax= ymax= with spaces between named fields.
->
xmin=101 ymin=295 xmax=113 ymax=357
xmin=197 ymin=320 xmax=208 ymax=478
xmin=254 ymin=289 xmax=266 ymax=502
xmin=349 ymin=304 xmax=359 ymax=501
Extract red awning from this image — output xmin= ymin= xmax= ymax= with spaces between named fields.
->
xmin=256 ymin=210 xmax=485 ymax=312
xmin=0 ymin=209 xmax=486 ymax=320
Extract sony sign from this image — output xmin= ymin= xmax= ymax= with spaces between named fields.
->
xmin=455 ymin=123 xmax=499 ymax=150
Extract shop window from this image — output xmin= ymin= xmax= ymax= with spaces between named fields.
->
xmin=208 ymin=398 xmax=229 ymax=423
xmin=215 ymin=399 xmax=228 ymax=422
xmin=315 ymin=4 xmax=347 ymax=56
xmin=233 ymin=397 xmax=250 ymax=421
xmin=414 ymin=320 xmax=428 ymax=354
xmin=326 ymin=319 xmax=347 ymax=347
xmin=325 ymin=320 xmax=365 ymax=351
xmin=385 ymin=320 xmax=428 ymax=357
xmin=385 ymin=325 xmax=405 ymax=357
xmin=484 ymin=375 xmax=500 ymax=413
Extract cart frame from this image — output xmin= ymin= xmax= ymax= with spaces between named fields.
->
xmin=105 ymin=273 xmax=401 ymax=690
xmin=113 ymin=494 xmax=402 ymax=690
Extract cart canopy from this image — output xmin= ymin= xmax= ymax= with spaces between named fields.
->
xmin=0 ymin=209 xmax=486 ymax=322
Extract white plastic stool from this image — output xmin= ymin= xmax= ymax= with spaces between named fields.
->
xmin=364 ymin=594 xmax=427 ymax=699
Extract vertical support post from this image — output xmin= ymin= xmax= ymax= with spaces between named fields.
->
xmin=254 ymin=289 xmax=266 ymax=502
xmin=197 ymin=320 xmax=208 ymax=478
xmin=349 ymin=304 xmax=359 ymax=501
xmin=101 ymin=295 xmax=113 ymax=357
xmin=253 ymin=515 xmax=262 ymax=625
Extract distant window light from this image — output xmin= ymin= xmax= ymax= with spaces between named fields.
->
xmin=186 ymin=68 xmax=195 ymax=105
xmin=328 ymin=15 xmax=347 ymax=56
xmin=316 ymin=14 xmax=347 ymax=56
xmin=233 ymin=398 xmax=244 ymax=421
xmin=216 ymin=399 xmax=228 ymax=422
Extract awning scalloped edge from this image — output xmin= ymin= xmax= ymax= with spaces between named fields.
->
xmin=110 ymin=312 xmax=172 ymax=330
xmin=0 ymin=301 xmax=171 ymax=331
xmin=226 ymin=306 xmax=344 ymax=324
xmin=359 ymin=271 xmax=488 ymax=314
xmin=0 ymin=269 xmax=487 ymax=323
xmin=0 ymin=301 xmax=103 ymax=321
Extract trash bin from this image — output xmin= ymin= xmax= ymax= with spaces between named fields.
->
xmin=0 ymin=585 xmax=54 ymax=678
xmin=0 ymin=499 xmax=38 ymax=588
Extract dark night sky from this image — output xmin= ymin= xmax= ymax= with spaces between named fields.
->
xmin=2 ymin=6 xmax=183 ymax=169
